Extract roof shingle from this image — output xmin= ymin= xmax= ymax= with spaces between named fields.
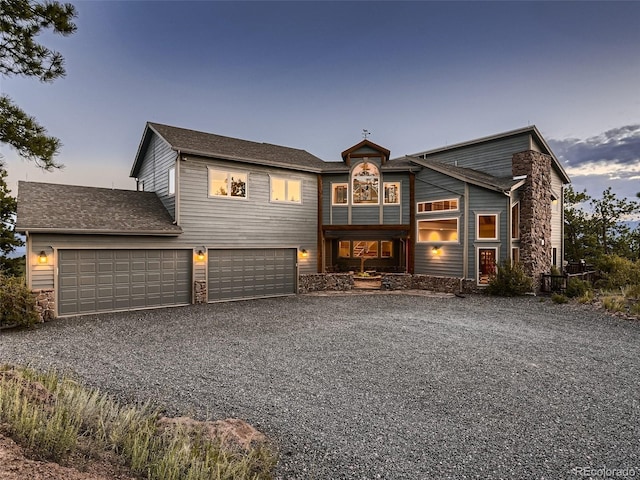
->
xmin=16 ymin=182 xmax=182 ymax=235
xmin=135 ymin=123 xmax=328 ymax=174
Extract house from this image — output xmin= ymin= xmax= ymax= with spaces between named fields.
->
xmin=16 ymin=123 xmax=569 ymax=318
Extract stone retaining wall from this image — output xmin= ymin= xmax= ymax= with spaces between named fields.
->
xmin=300 ymin=273 xmax=480 ymax=294
xmin=33 ymin=289 xmax=55 ymax=322
xmin=298 ymin=273 xmax=354 ymax=293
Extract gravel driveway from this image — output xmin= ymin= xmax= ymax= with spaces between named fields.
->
xmin=1 ymin=292 xmax=639 ymax=479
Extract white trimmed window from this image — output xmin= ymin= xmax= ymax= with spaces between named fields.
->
xmin=332 ymin=183 xmax=348 ymax=205
xmin=383 ymin=182 xmax=400 ymax=204
xmin=512 ymin=247 xmax=520 ymax=264
xmin=417 ymin=218 xmax=459 ymax=243
xmin=417 ymin=198 xmax=458 ymax=213
xmin=168 ymin=167 xmax=175 ymax=196
xmin=271 ymin=177 xmax=301 ymax=203
xmin=477 ymin=214 xmax=498 ymax=240
xmin=352 ymin=161 xmax=379 ymax=204
xmin=511 ymin=203 xmax=520 ymax=240
xmin=208 ymin=168 xmax=247 ymax=198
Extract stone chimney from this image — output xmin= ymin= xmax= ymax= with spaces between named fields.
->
xmin=512 ymin=151 xmax=552 ymax=291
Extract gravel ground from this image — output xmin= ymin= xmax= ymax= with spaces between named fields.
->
xmin=1 ymin=292 xmax=639 ymax=479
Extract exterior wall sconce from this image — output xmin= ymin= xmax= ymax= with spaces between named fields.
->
xmin=431 ymin=246 xmax=441 ymax=256
xmin=196 ymin=249 xmax=206 ymax=262
xmin=38 ymin=251 xmax=48 ymax=264
xmin=300 ymin=248 xmax=308 ymax=258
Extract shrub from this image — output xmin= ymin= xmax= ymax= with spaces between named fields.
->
xmin=0 ymin=274 xmax=39 ymax=328
xmin=486 ymin=260 xmax=533 ymax=296
xmin=551 ymin=293 xmax=568 ymax=304
xmin=621 ymin=284 xmax=640 ymax=300
xmin=566 ymin=277 xmax=592 ymax=298
xmin=595 ymin=255 xmax=640 ymax=289
xmin=601 ymin=295 xmax=626 ymax=313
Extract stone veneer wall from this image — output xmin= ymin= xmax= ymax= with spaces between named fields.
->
xmin=299 ymin=273 xmax=480 ymax=294
xmin=194 ymin=280 xmax=207 ymax=304
xmin=298 ymin=273 xmax=354 ymax=293
xmin=33 ymin=289 xmax=55 ymax=322
xmin=512 ymin=150 xmax=553 ymax=291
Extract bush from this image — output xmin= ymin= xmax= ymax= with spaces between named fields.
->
xmin=551 ymin=293 xmax=568 ymax=304
xmin=595 ymin=255 xmax=640 ymax=289
xmin=0 ymin=274 xmax=39 ymax=328
xmin=486 ymin=260 xmax=533 ymax=296
xmin=566 ymin=277 xmax=592 ymax=298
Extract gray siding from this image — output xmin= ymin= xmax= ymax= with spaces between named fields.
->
xmin=136 ymin=133 xmax=177 ymax=218
xmin=322 ymin=172 xmax=410 ymax=226
xmin=414 ymin=169 xmax=465 ymax=276
xmin=425 ymin=134 xmax=530 ymax=178
xmin=178 ymin=157 xmax=318 ymax=274
xmin=468 ymin=185 xmax=510 ymax=273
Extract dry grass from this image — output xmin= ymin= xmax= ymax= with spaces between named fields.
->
xmin=0 ymin=365 xmax=276 ymax=479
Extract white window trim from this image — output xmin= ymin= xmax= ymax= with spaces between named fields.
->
xmin=477 ymin=246 xmax=499 ymax=286
xmin=511 ymin=202 xmax=520 ymax=240
xmin=331 ymin=183 xmax=349 ymax=206
xmin=417 ymin=198 xmax=460 ymax=214
xmin=270 ymin=176 xmax=302 ymax=204
xmin=207 ymin=167 xmax=248 ymax=200
xmin=383 ymin=182 xmax=401 ymax=205
xmin=168 ymin=167 xmax=175 ymax=196
xmin=416 ymin=217 xmax=460 ymax=244
xmin=476 ymin=212 xmax=499 ymax=241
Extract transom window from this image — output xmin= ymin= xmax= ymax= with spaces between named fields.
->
xmin=477 ymin=214 xmax=498 ymax=240
xmin=417 ymin=198 xmax=458 ymax=213
xmin=271 ymin=177 xmax=301 ymax=203
xmin=332 ymin=183 xmax=348 ymax=205
xmin=208 ymin=169 xmax=247 ymax=198
xmin=417 ymin=218 xmax=459 ymax=243
xmin=383 ymin=182 xmax=400 ymax=204
xmin=352 ymin=161 xmax=379 ymax=204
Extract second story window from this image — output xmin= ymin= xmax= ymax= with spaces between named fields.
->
xmin=208 ymin=168 xmax=247 ymax=198
xmin=417 ymin=198 xmax=458 ymax=213
xmin=271 ymin=177 xmax=301 ymax=203
xmin=383 ymin=182 xmax=400 ymax=204
xmin=332 ymin=183 xmax=348 ymax=205
xmin=352 ymin=161 xmax=379 ymax=205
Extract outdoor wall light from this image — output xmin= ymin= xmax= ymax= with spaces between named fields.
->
xmin=431 ymin=246 xmax=441 ymax=256
xmin=196 ymin=249 xmax=206 ymax=262
xmin=38 ymin=251 xmax=48 ymax=264
xmin=300 ymin=248 xmax=308 ymax=258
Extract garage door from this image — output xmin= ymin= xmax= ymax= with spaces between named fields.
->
xmin=58 ymin=249 xmax=191 ymax=316
xmin=208 ymin=248 xmax=297 ymax=301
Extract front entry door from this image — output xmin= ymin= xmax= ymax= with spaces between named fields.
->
xmin=478 ymin=248 xmax=497 ymax=285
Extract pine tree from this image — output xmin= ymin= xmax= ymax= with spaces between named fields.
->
xmin=0 ymin=164 xmax=23 ymax=275
xmin=0 ymin=0 xmax=77 ymax=169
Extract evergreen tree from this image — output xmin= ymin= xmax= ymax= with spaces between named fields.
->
xmin=0 ymin=0 xmax=77 ymax=169
xmin=0 ymin=163 xmax=23 ymax=275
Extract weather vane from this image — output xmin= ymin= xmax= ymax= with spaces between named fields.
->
xmin=362 ymin=129 xmax=370 ymax=139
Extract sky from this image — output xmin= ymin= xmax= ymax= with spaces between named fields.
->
xmin=2 ymin=0 xmax=639 ymax=209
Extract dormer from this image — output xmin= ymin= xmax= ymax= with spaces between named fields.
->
xmin=341 ymin=139 xmax=391 ymax=168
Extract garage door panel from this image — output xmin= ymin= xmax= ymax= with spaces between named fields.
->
xmin=58 ymin=249 xmax=191 ymax=316
xmin=208 ymin=248 xmax=296 ymax=301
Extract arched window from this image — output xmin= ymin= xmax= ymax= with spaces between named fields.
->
xmin=352 ymin=161 xmax=380 ymax=204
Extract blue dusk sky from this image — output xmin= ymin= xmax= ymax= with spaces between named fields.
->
xmin=2 ymin=0 xmax=639 ymax=208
